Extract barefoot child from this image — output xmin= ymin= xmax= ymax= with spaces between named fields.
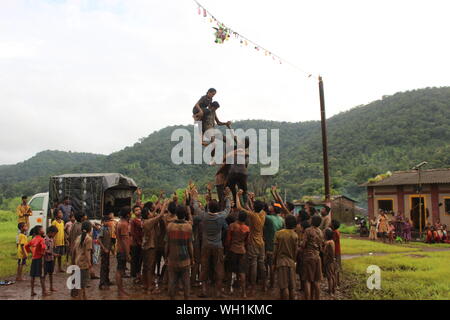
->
xmin=25 ymin=225 xmax=47 ymax=296
xmin=51 ymin=209 xmax=65 ymax=272
xmin=388 ymin=222 xmax=395 ymax=244
xmin=331 ymin=219 xmax=342 ymax=287
xmin=64 ymin=213 xmax=75 ymax=266
xmin=224 ymin=210 xmax=250 ymax=298
xmin=273 ymin=215 xmax=298 ymax=300
xmin=16 ymin=223 xmax=29 ymax=281
xmin=44 ymin=225 xmax=59 ymax=292
xmin=116 ymin=206 xmax=132 ymax=297
xmin=323 ymin=229 xmax=336 ymax=295
xmin=301 ymin=215 xmax=324 ymax=300
xmin=72 ymin=221 xmax=93 ymax=300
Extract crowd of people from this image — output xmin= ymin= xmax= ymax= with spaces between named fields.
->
xmin=16 ymin=184 xmax=343 ymax=300
xmin=368 ymin=209 xmax=449 ymax=244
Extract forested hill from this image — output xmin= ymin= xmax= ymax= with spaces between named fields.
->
xmin=0 ymin=151 xmax=105 ymax=197
xmin=1 ymin=87 xmax=450 ymax=204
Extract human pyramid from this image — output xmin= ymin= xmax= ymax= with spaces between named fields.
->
xmin=19 ymin=89 xmax=341 ymax=300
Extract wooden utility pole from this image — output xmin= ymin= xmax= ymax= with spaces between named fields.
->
xmin=319 ymin=76 xmax=331 ymax=202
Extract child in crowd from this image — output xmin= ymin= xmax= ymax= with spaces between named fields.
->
xmin=323 ymin=229 xmax=336 ymax=295
xmin=301 ymin=215 xmax=324 ymax=300
xmin=273 ymin=215 xmax=298 ymax=300
xmin=72 ymin=221 xmax=93 ymax=300
xmin=25 ymin=225 xmax=47 ymax=296
xmin=369 ymin=217 xmax=377 ymax=241
xmin=44 ymin=225 xmax=59 ymax=292
xmin=92 ymin=223 xmax=101 ymax=265
xmin=16 ymin=222 xmax=28 ymax=281
xmin=51 ymin=209 xmax=65 ymax=272
xmin=224 ymin=210 xmax=250 ymax=298
xmin=99 ymin=216 xmax=113 ymax=290
xmin=104 ymin=212 xmax=117 ymax=256
xmin=388 ymin=222 xmax=395 ymax=244
xmin=64 ymin=213 xmax=75 ymax=265
xmin=402 ymin=218 xmax=412 ymax=243
xmin=331 ymin=219 xmax=341 ymax=287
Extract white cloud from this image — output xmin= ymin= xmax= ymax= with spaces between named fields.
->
xmin=0 ymin=0 xmax=449 ymax=164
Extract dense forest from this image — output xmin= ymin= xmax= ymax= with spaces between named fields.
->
xmin=1 ymin=87 xmax=449 ymax=206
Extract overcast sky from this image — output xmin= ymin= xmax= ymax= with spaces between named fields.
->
xmin=1 ymin=0 xmax=449 ymax=165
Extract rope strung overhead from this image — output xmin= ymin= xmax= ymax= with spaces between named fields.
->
xmin=193 ymin=0 xmax=314 ymax=78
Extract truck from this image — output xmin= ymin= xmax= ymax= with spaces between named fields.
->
xmin=27 ymin=173 xmax=138 ymax=232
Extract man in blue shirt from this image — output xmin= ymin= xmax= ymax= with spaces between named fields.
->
xmin=58 ymin=196 xmax=74 ymax=223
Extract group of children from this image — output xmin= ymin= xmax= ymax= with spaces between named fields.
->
xmin=368 ymin=209 xmax=449 ymax=244
xmin=15 ymin=182 xmax=342 ymax=300
xmin=80 ymin=184 xmax=341 ymax=300
xmin=425 ymin=220 xmax=449 ymax=244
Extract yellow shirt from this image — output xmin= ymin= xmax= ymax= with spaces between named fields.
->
xmin=242 ymin=209 xmax=266 ymax=248
xmin=17 ymin=233 xmax=28 ymax=259
xmin=17 ymin=205 xmax=32 ymax=224
xmin=52 ymin=219 xmax=65 ymax=246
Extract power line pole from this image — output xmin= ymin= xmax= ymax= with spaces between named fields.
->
xmin=319 ymin=76 xmax=331 ymax=203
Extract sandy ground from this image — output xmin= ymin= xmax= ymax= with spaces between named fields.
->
xmin=0 ymin=257 xmax=350 ymax=301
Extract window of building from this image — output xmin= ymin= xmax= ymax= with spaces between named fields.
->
xmin=445 ymin=198 xmax=450 ymax=215
xmin=378 ymin=199 xmax=393 ymax=212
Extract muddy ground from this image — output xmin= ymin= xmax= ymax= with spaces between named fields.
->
xmin=0 ymin=257 xmax=352 ymax=300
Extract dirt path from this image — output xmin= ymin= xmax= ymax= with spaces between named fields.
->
xmin=0 ymin=258 xmax=351 ymax=300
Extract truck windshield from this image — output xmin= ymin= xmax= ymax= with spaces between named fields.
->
xmin=29 ymin=196 xmax=44 ymax=211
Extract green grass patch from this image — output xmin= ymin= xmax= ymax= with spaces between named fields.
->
xmin=0 ymin=211 xmax=28 ymax=279
xmin=339 ymin=224 xmax=357 ymax=235
xmin=341 ymin=238 xmax=420 ymax=255
xmin=343 ymin=251 xmax=450 ymax=299
xmin=404 ymin=242 xmax=450 ymax=249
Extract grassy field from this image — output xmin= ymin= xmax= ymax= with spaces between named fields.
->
xmin=339 ymin=224 xmax=357 ymax=235
xmin=0 ymin=209 xmax=25 ymax=279
xmin=341 ymin=238 xmax=420 ymax=255
xmin=343 ymin=250 xmax=450 ymax=299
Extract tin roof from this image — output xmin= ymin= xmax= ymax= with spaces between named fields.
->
xmin=363 ymin=168 xmax=450 ymax=187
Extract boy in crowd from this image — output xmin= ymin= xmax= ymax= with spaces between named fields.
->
xmin=99 ymin=215 xmax=113 ymax=290
xmin=263 ymin=202 xmax=284 ymax=289
xmin=192 ymin=186 xmax=231 ymax=298
xmin=17 ymin=195 xmax=32 ymax=229
xmin=166 ymin=205 xmax=194 ymax=300
xmin=236 ymin=189 xmax=267 ymax=296
xmin=323 ymin=229 xmax=337 ymax=295
xmin=301 ymin=215 xmax=324 ymax=300
xmin=51 ymin=209 xmax=65 ymax=272
xmin=44 ymin=225 xmax=59 ymax=292
xmin=104 ymin=212 xmax=117 ymax=255
xmin=25 ymin=225 xmax=47 ymax=296
xmin=273 ymin=215 xmax=298 ymax=300
xmin=331 ymin=219 xmax=342 ymax=287
xmin=130 ymin=205 xmax=143 ymax=284
xmin=16 ymin=222 xmax=28 ymax=281
xmin=142 ymin=200 xmax=167 ymax=293
xmin=72 ymin=221 xmax=93 ymax=300
xmin=224 ymin=210 xmax=250 ymax=298
xmin=116 ymin=206 xmax=132 ymax=297
xmin=64 ymin=213 xmax=75 ymax=265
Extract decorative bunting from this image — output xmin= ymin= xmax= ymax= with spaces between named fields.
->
xmin=193 ymin=0 xmax=314 ymax=77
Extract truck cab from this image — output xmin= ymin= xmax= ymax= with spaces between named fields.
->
xmin=27 ymin=192 xmax=50 ymax=234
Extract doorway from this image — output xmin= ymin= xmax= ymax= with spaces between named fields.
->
xmin=410 ymin=196 xmax=426 ymax=230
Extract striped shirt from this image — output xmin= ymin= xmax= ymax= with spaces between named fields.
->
xmin=166 ymin=219 xmax=193 ymax=268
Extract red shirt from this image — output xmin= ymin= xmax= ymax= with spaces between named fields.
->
xmin=25 ymin=235 xmax=46 ymax=259
xmin=332 ymin=230 xmax=341 ymax=256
